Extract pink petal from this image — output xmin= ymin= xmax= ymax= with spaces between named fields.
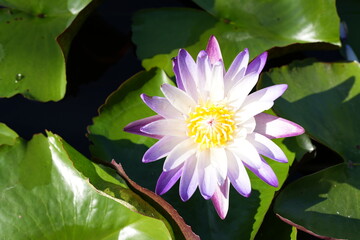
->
xmin=254 ymin=113 xmax=305 ymax=139
xmin=206 ymin=35 xmax=223 ymax=64
xmin=245 ymin=51 xmax=267 ymax=75
xmin=243 ymin=157 xmax=279 ymax=187
xmin=143 ymin=136 xmax=186 ymax=163
xmin=156 ymin=163 xmax=183 ymax=195
xmin=140 ymin=119 xmax=186 ymax=137
xmin=211 ymin=178 xmax=230 ymax=220
xmin=247 ymin=132 xmax=288 ymax=163
xmin=179 ymin=155 xmax=199 ymax=201
xmin=141 ymin=94 xmax=183 ymax=119
xmin=123 ymin=115 xmax=163 ymax=139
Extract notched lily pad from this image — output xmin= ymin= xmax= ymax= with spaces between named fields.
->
xmin=0 ymin=0 xmax=94 ymax=101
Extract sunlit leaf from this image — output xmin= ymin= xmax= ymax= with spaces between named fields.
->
xmin=0 ymin=0 xmax=94 ymax=101
xmin=0 ymin=127 xmax=173 ymax=239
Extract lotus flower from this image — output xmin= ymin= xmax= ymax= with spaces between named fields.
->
xmin=124 ymin=36 xmax=304 ymax=219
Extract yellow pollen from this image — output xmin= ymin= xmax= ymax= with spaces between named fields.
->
xmin=187 ymin=103 xmax=236 ymax=149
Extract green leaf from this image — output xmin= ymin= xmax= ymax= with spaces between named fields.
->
xmin=0 ymin=128 xmax=173 ymax=239
xmin=0 ymin=122 xmax=18 ymax=146
xmin=0 ymin=0 xmax=93 ymax=101
xmin=260 ymin=60 xmax=360 ymax=162
xmin=88 ymin=69 xmax=297 ymax=239
xmin=275 ymin=163 xmax=360 ymax=240
xmin=255 ymin=206 xmax=297 ymax=240
xmin=132 ymin=0 xmax=340 ymax=75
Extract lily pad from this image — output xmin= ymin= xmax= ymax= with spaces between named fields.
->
xmin=260 ymin=60 xmax=360 ymax=162
xmin=132 ymin=0 xmax=340 ymax=75
xmin=0 ymin=126 xmax=173 ymax=239
xmin=275 ymin=163 xmax=360 ymax=240
xmin=0 ymin=0 xmax=93 ymax=101
xmin=88 ymin=69 xmax=297 ymax=239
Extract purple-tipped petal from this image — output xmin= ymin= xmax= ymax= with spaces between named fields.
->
xmin=211 ymin=178 xmax=230 ymax=220
xmin=141 ymin=119 xmax=186 ymax=137
xmin=172 ymin=56 xmax=185 ymax=90
xmin=245 ymin=51 xmax=268 ymax=75
xmin=161 ymin=83 xmax=196 ymax=115
xmin=206 ymin=35 xmax=223 ymax=64
xmin=163 ymin=138 xmax=197 ymax=171
xmin=123 ymin=115 xmax=163 ymax=139
xmin=254 ymin=113 xmax=305 ymax=139
xmin=244 ymin=157 xmax=279 ymax=187
xmin=143 ymin=136 xmax=186 ymax=163
xmin=156 ymin=163 xmax=183 ymax=195
xmin=236 ymin=84 xmax=288 ymax=122
xmin=198 ymin=150 xmax=217 ymax=200
xmin=226 ymin=150 xmax=251 ymax=197
xmin=224 ymin=48 xmax=249 ymax=87
xmin=177 ymin=49 xmax=199 ymax=100
xmin=141 ymin=94 xmax=183 ymax=119
xmin=228 ymin=139 xmax=262 ymax=169
xmin=210 ymin=147 xmax=228 ymax=185
xmin=179 ymin=155 xmax=199 ymax=201
xmin=247 ymin=132 xmax=288 ymax=163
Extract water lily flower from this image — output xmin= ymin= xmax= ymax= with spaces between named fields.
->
xmin=124 ymin=36 xmax=304 ymax=219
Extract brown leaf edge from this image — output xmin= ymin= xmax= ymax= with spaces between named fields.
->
xmin=111 ymin=160 xmax=200 ymax=240
xmin=276 ymin=214 xmax=346 ymax=240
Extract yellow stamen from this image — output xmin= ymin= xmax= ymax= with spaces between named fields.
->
xmin=187 ymin=103 xmax=236 ymax=149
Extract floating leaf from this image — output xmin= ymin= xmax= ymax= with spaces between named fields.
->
xmin=133 ymin=0 xmax=340 ymax=75
xmin=275 ymin=164 xmax=360 ymax=240
xmin=0 ymin=126 xmax=173 ymax=239
xmin=0 ymin=0 xmax=94 ymax=101
xmin=261 ymin=60 xmax=360 ymax=162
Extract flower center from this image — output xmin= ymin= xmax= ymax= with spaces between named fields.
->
xmin=187 ymin=103 xmax=236 ymax=149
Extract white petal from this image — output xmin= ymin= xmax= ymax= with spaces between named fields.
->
xmin=208 ymin=62 xmax=225 ymax=102
xmin=198 ymin=150 xmax=217 ymax=199
xmin=143 ymin=136 xmax=186 ymax=163
xmin=179 ymin=155 xmax=199 ymax=201
xmin=163 ymin=138 xmax=197 ymax=171
xmin=228 ymin=139 xmax=262 ymax=169
xmin=226 ymin=72 xmax=259 ymax=109
xmin=210 ymin=147 xmax=228 ymax=185
xmin=246 ymin=133 xmax=288 ymax=163
xmin=141 ymin=119 xmax=186 ymax=137
xmin=226 ymin=149 xmax=251 ymax=197
xmin=141 ymin=94 xmax=183 ymax=119
xmin=161 ymin=83 xmax=196 ymax=115
xmin=238 ymin=84 xmax=288 ymax=120
xmin=197 ymin=50 xmax=212 ymax=100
